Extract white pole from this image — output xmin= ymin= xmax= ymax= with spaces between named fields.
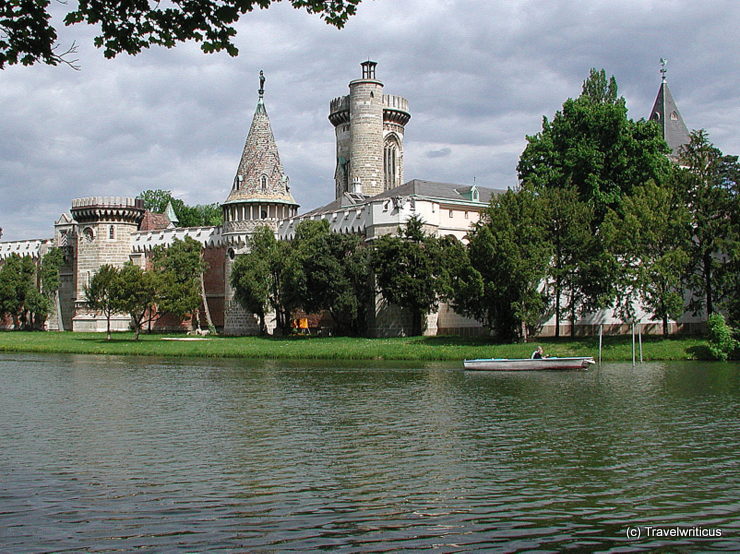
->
xmin=639 ymin=326 xmax=643 ymax=363
xmin=631 ymin=323 xmax=636 ymax=367
xmin=598 ymin=324 xmax=603 ymax=364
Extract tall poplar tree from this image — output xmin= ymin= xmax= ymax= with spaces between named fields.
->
xmin=676 ymin=130 xmax=739 ymax=323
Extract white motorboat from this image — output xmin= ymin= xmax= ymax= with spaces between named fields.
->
xmin=463 ymin=356 xmax=595 ymax=371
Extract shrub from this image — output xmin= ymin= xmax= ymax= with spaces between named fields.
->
xmin=706 ymin=313 xmax=738 ymax=361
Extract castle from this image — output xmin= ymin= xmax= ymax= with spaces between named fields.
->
xmin=0 ymin=62 xmax=699 ymax=336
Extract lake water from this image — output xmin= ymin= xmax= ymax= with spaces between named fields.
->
xmin=0 ymin=353 xmax=738 ymax=552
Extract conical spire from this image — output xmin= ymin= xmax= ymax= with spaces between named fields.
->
xmin=649 ymin=59 xmax=690 ymax=158
xmin=224 ymin=71 xmax=297 ymax=206
xmin=164 ymin=200 xmax=178 ymax=226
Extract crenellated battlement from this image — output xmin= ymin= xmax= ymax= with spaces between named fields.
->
xmin=70 ymin=196 xmax=145 ymax=224
xmin=0 ymin=238 xmax=53 ymax=259
xmin=329 ymin=95 xmax=350 ymax=126
xmin=71 ymin=197 xmax=144 ymax=209
xmin=382 ymin=94 xmax=408 ymax=111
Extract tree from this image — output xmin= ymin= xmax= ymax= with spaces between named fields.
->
xmin=371 ymin=216 xmax=445 ymax=337
xmin=677 ymin=130 xmax=739 ymax=322
xmin=84 ymin=264 xmax=121 ymax=340
xmin=1 ymin=0 xmax=361 ymax=69
xmin=463 ymin=189 xmax=552 ymax=342
xmin=535 ymin=185 xmax=595 ymax=337
xmin=36 ymin=247 xmax=64 ymax=329
xmin=151 ymin=237 xmax=205 ymax=331
xmin=138 ymin=189 xmax=223 ymax=227
xmin=230 ymin=226 xmax=301 ymax=335
xmin=115 ymin=263 xmax=160 ymax=340
xmin=292 ymin=219 xmax=372 ymax=335
xmin=517 ymin=68 xmax=671 ymax=223
xmin=0 ymin=254 xmax=37 ymax=329
xmin=601 ymin=178 xmax=691 ymax=335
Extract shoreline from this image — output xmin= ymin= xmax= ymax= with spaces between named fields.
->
xmin=0 ymin=331 xmax=714 ymax=362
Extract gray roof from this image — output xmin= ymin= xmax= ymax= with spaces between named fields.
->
xmin=372 ymin=179 xmax=504 ymax=203
xmin=302 ymin=179 xmax=505 ymax=217
xmin=649 ymin=81 xmax=690 ymax=157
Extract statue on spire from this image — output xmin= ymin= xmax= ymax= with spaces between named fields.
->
xmin=660 ymin=58 xmax=668 ymax=83
xmin=259 ymin=70 xmax=265 ymax=98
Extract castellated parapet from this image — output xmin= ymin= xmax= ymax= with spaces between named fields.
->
xmin=329 ymin=61 xmax=410 ymax=199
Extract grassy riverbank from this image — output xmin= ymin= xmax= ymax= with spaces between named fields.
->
xmin=0 ymin=331 xmax=712 ymax=362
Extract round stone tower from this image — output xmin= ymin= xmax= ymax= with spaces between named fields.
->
xmin=329 ymin=61 xmax=410 ymax=199
xmin=69 ymin=196 xmax=145 ymax=331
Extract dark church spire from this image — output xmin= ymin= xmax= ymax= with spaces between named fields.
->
xmin=649 ymin=59 xmax=690 ymax=158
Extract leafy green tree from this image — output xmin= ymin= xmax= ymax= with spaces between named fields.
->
xmin=602 ymin=178 xmax=691 ymax=335
xmin=84 ymin=264 xmax=121 ymax=340
xmin=517 ymin=68 xmax=671 ymax=223
xmin=534 ymin=185 xmax=595 ymax=337
xmin=230 ymin=226 xmax=301 ymax=335
xmin=32 ymin=247 xmax=65 ymax=329
xmin=676 ymin=130 xmax=739 ymax=322
xmin=706 ymin=313 xmax=738 ymax=361
xmin=292 ymin=220 xmax=372 ymax=335
xmin=115 ymin=263 xmax=160 ymax=340
xmin=463 ymin=189 xmax=552 ymax=342
xmin=231 ymin=247 xmax=271 ymax=335
xmin=0 ymin=254 xmax=37 ymax=329
xmin=1 ymin=0 xmax=361 ymax=68
xmin=371 ymin=216 xmax=445 ymax=337
xmin=151 ymin=237 xmax=205 ymax=331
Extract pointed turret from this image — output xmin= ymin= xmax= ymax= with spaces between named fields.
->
xmin=223 ymin=71 xmax=297 ymax=209
xmin=649 ymin=59 xmax=690 ymax=158
xmin=164 ymin=200 xmax=178 ymax=227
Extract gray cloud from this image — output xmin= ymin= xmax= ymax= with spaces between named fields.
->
xmin=426 ymin=148 xmax=452 ymax=159
xmin=1 ymin=0 xmax=738 ymax=241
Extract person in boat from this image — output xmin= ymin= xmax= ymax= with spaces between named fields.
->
xmin=531 ymin=346 xmax=546 ymax=359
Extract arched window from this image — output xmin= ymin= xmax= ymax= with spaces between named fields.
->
xmin=83 ymin=227 xmax=94 ymax=242
xmin=109 ymin=225 xmax=115 ymax=239
xmin=384 ymin=134 xmax=400 ymax=191
xmin=261 ymin=175 xmax=268 ymax=192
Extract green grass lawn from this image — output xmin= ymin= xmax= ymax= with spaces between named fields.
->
xmin=0 ymin=331 xmax=711 ymax=362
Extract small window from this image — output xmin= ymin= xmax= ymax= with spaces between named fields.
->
xmin=83 ymin=227 xmax=94 ymax=242
xmin=261 ymin=210 xmax=268 ymax=219
xmin=449 ymin=210 xmax=454 ymax=218
xmin=464 ymin=211 xmax=469 ymax=219
xmin=109 ymin=226 xmax=115 ymax=239
xmin=261 ymin=175 xmax=268 ymax=191
xmin=228 ymin=248 xmax=236 ymax=260
xmin=670 ymin=111 xmax=678 ymax=121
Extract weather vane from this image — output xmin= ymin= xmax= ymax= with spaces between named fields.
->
xmin=259 ymin=70 xmax=265 ymax=99
xmin=660 ymin=58 xmax=668 ymax=83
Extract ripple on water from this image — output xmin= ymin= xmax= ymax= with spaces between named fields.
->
xmin=0 ymin=355 xmax=738 ymax=551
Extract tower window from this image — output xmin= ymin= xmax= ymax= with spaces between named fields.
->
xmin=261 ymin=175 xmax=268 ymax=191
xmin=83 ymin=227 xmax=94 ymax=242
xmin=384 ymin=135 xmax=400 ymax=191
xmin=670 ymin=111 xmax=678 ymax=121
xmin=109 ymin=226 xmax=115 ymax=239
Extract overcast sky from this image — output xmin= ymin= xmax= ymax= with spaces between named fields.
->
xmin=1 ymin=0 xmax=738 ymax=241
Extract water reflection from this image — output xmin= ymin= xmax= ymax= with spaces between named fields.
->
xmin=0 ymin=354 xmax=737 ymax=551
